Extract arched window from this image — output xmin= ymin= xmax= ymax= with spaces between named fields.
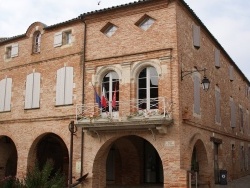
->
xmin=101 ymin=71 xmax=119 ymax=114
xmin=33 ymin=31 xmax=41 ymax=53
xmin=138 ymin=67 xmax=158 ymax=110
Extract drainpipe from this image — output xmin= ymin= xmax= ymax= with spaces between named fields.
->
xmin=80 ymin=16 xmax=87 ymax=179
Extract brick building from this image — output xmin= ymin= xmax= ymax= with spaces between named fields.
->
xmin=0 ymin=0 xmax=250 ymax=187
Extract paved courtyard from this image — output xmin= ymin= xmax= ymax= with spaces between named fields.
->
xmin=215 ymin=175 xmax=250 ymax=188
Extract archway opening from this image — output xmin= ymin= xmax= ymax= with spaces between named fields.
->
xmin=191 ymin=139 xmax=209 ymax=186
xmin=0 ymin=136 xmax=17 ymax=181
xmin=35 ymin=133 xmax=69 ymax=182
xmin=93 ymin=135 xmax=163 ymax=188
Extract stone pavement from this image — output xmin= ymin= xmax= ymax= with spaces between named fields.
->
xmin=215 ymin=175 xmax=250 ymax=188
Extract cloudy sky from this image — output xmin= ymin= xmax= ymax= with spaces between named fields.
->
xmin=0 ymin=0 xmax=249 ymax=79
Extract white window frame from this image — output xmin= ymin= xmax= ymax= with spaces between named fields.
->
xmin=0 ymin=77 xmax=12 ymax=112
xmin=137 ymin=67 xmax=158 ymax=111
xmin=33 ymin=32 xmax=41 ymax=53
xmin=101 ymin=71 xmax=119 ymax=118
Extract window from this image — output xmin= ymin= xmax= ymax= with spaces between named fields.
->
xmin=240 ymin=145 xmax=245 ymax=171
xmin=137 ymin=16 xmax=155 ymax=31
xmin=101 ymin=23 xmax=118 ymax=37
xmin=193 ymin=73 xmax=200 ymax=115
xmin=0 ymin=77 xmax=12 ymax=112
xmin=5 ymin=44 xmax=18 ymax=59
xmin=56 ymin=67 xmax=73 ymax=105
xmin=215 ymin=86 xmax=221 ymax=124
xmin=138 ymin=67 xmax=158 ymax=110
xmin=101 ymin=71 xmax=119 ymax=113
xmin=239 ymin=106 xmax=244 ymax=133
xmin=25 ymin=72 xmax=41 ymax=109
xmin=229 ymin=66 xmax=234 ymax=81
xmin=214 ymin=48 xmax=220 ymax=68
xmin=54 ymin=30 xmax=72 ymax=47
xmin=193 ymin=24 xmax=200 ymax=48
xmin=33 ymin=31 xmax=41 ymax=53
xmin=63 ymin=31 xmax=72 ymax=45
xmin=230 ymin=97 xmax=236 ymax=128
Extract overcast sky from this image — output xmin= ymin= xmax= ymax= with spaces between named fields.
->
xmin=0 ymin=0 xmax=249 ymax=80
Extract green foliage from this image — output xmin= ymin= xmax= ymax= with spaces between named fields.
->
xmin=24 ymin=161 xmax=65 ymax=188
xmin=0 ymin=161 xmax=65 ymax=188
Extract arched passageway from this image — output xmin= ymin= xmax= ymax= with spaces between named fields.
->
xmin=0 ymin=136 xmax=18 ymax=180
xmin=190 ymin=139 xmax=209 ymax=187
xmin=93 ymin=135 xmax=163 ymax=188
xmin=28 ymin=133 xmax=69 ymax=183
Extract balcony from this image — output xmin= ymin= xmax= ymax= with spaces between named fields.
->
xmin=75 ymin=97 xmax=173 ymax=136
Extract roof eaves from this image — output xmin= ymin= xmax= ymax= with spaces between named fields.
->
xmin=0 ymin=34 xmax=26 ymax=45
xmin=45 ymin=17 xmax=81 ymax=30
xmin=79 ymin=0 xmax=150 ymax=18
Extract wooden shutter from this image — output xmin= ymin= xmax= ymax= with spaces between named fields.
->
xmin=56 ymin=67 xmax=66 ymax=105
xmin=194 ymin=75 xmax=200 ymax=115
xmin=215 ymin=89 xmax=221 ymax=123
xmin=11 ymin=43 xmax=18 ymax=57
xmin=0 ymin=79 xmax=5 ymax=112
xmin=229 ymin=66 xmax=234 ymax=81
xmin=193 ymin=25 xmax=200 ymax=48
xmin=230 ymin=98 xmax=236 ymax=128
xmin=54 ymin=32 xmax=62 ymax=47
xmin=64 ymin=67 xmax=73 ymax=105
xmin=25 ymin=73 xmax=33 ymax=109
xmin=32 ymin=73 xmax=41 ymax=108
xmin=215 ymin=48 xmax=220 ymax=68
xmin=4 ymin=78 xmax=12 ymax=111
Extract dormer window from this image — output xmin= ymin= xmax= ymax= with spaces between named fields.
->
xmin=101 ymin=23 xmax=117 ymax=37
xmin=33 ymin=31 xmax=41 ymax=53
xmin=136 ymin=15 xmax=155 ymax=31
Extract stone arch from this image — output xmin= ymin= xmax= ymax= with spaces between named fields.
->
xmin=92 ymin=135 xmax=163 ymax=188
xmin=131 ymin=59 xmax=162 ymax=83
xmin=95 ymin=65 xmax=122 ymax=85
xmin=0 ymin=136 xmax=18 ymax=180
xmin=25 ymin=22 xmax=47 ymax=37
xmin=27 ymin=133 xmax=69 ymax=180
xmin=188 ymin=134 xmax=210 ymax=186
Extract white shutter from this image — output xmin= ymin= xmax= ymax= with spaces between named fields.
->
xmin=0 ymin=79 xmax=6 ymax=112
xmin=193 ymin=25 xmax=200 ymax=48
xmin=64 ymin=67 xmax=73 ymax=105
xmin=4 ymin=78 xmax=12 ymax=111
xmin=25 ymin=73 xmax=33 ymax=109
xmin=54 ymin=32 xmax=62 ymax=47
xmin=11 ymin=43 xmax=19 ymax=57
xmin=32 ymin=73 xmax=41 ymax=108
xmin=56 ymin=67 xmax=65 ymax=105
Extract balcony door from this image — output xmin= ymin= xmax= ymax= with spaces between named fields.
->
xmin=138 ymin=67 xmax=158 ymax=110
xmin=101 ymin=71 xmax=119 ymax=118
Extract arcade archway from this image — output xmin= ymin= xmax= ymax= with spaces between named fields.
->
xmin=0 ymin=136 xmax=17 ymax=180
xmin=93 ymin=135 xmax=163 ymax=188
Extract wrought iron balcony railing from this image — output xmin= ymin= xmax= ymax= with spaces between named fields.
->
xmin=75 ymin=97 xmax=172 ymax=125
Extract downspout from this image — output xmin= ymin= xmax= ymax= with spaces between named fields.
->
xmin=80 ymin=16 xmax=87 ymax=178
